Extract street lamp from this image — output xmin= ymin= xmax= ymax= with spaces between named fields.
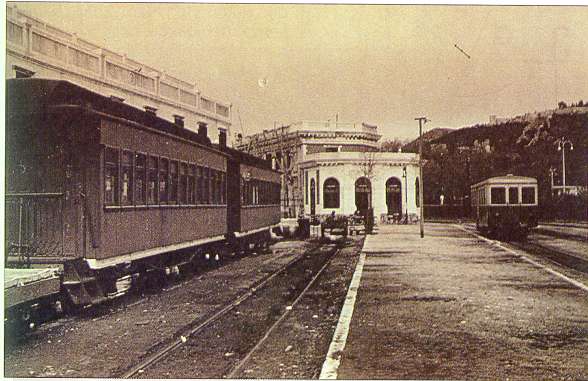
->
xmin=557 ymin=137 xmax=574 ymax=194
xmin=402 ymin=166 xmax=408 ymax=224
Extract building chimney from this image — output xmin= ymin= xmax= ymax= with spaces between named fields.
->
xmin=197 ymin=122 xmax=208 ymax=138
xmin=219 ymin=129 xmax=227 ymax=148
xmin=173 ymin=115 xmax=184 ymax=127
xmin=144 ymin=106 xmax=157 ymax=116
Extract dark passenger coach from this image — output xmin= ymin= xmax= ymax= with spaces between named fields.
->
xmin=5 ymin=78 xmax=281 ymax=312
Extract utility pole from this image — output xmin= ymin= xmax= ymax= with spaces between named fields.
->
xmin=415 ymin=117 xmax=428 ymax=238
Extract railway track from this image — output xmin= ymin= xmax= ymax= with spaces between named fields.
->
xmin=119 ymin=241 xmax=343 ymax=379
xmin=461 ymin=224 xmax=588 ymax=275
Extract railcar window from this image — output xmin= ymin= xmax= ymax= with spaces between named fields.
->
xmin=135 ymin=153 xmax=146 ymax=205
xmin=508 ymin=187 xmax=519 ymax=204
xmin=179 ymin=163 xmax=188 ymax=204
xmin=220 ymin=172 xmax=226 ymax=204
xmin=209 ymin=170 xmax=214 ymax=204
xmin=216 ymin=171 xmax=222 ymax=204
xmin=490 ymin=187 xmax=506 ymax=204
xmin=159 ymin=158 xmax=169 ymax=203
xmin=121 ymin=151 xmax=134 ymax=205
xmin=170 ymin=161 xmax=178 ymax=204
xmin=522 ymin=187 xmax=535 ymax=204
xmin=147 ymin=156 xmax=158 ymax=204
xmin=203 ymin=167 xmax=210 ymax=204
xmin=188 ymin=165 xmax=196 ymax=204
xmin=195 ymin=166 xmax=202 ymax=204
xmin=104 ymin=147 xmax=119 ymax=206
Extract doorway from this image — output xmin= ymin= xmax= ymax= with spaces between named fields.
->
xmin=355 ymin=177 xmax=372 ymax=213
xmin=386 ymin=177 xmax=402 ymax=215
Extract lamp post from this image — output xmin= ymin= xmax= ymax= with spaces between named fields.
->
xmin=557 ymin=137 xmax=574 ymax=194
xmin=415 ymin=117 xmax=428 ymax=238
xmin=548 ymin=166 xmax=556 ymax=196
xmin=402 ymin=166 xmax=408 ymax=224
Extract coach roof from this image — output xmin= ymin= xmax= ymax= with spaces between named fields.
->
xmin=471 ymin=175 xmax=537 ymax=189
xmin=6 ymin=78 xmax=220 ymax=151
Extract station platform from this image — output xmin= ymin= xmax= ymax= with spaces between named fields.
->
xmin=321 ymin=224 xmax=588 ymax=380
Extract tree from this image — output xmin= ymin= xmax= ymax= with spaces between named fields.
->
xmin=380 ymin=138 xmax=407 ymax=152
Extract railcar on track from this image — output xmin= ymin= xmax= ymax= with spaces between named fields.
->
xmin=470 ymin=175 xmax=539 ymax=239
xmin=5 ymin=79 xmax=281 ymax=327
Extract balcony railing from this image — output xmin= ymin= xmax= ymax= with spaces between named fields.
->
xmin=5 ymin=193 xmax=65 ymax=267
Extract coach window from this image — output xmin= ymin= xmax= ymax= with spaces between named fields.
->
xmin=169 ymin=161 xmax=178 ymax=204
xmin=147 ymin=156 xmax=158 ymax=204
xmin=508 ymin=187 xmax=519 ymax=204
xmin=121 ymin=151 xmax=134 ymax=205
xmin=159 ymin=158 xmax=169 ymax=203
xmin=216 ymin=170 xmax=222 ymax=204
xmin=187 ymin=164 xmax=196 ymax=204
xmin=203 ymin=167 xmax=210 ymax=204
xmin=211 ymin=169 xmax=217 ymax=204
xmin=522 ymin=187 xmax=535 ymax=204
xmin=220 ymin=172 xmax=226 ymax=204
xmin=490 ymin=187 xmax=506 ymax=204
xmin=323 ymin=178 xmax=340 ymax=208
xmin=135 ymin=153 xmax=146 ymax=205
xmin=104 ymin=147 xmax=119 ymax=206
xmin=179 ymin=163 xmax=188 ymax=204
xmin=121 ymin=151 xmax=134 ymax=204
xmin=210 ymin=170 xmax=217 ymax=204
xmin=195 ymin=166 xmax=202 ymax=204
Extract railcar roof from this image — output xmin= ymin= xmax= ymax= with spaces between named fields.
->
xmin=6 ymin=78 xmax=217 ymax=150
xmin=471 ymin=175 xmax=537 ymax=189
xmin=216 ymin=145 xmax=275 ymax=171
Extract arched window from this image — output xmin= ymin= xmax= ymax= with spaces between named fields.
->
xmin=415 ymin=177 xmax=420 ymax=207
xmin=323 ymin=178 xmax=340 ymax=208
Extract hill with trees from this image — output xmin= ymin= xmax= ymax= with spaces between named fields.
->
xmin=419 ymin=103 xmax=587 ymax=220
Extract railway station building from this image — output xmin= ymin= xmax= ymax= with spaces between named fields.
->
xmin=234 ymin=121 xmax=421 ymax=221
xmin=6 ymin=5 xmax=232 ymax=145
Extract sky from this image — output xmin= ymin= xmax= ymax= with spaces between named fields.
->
xmin=10 ymin=3 xmax=588 ymax=140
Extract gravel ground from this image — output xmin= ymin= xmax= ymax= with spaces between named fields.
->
xmin=136 ymin=238 xmax=362 ymax=378
xmin=4 ymin=240 xmax=314 ymax=378
xmin=337 ymin=224 xmax=588 ymax=380
xmin=231 ymin=237 xmax=364 ymax=379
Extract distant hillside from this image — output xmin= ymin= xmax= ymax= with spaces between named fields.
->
xmin=429 ymin=122 xmax=526 ymax=149
xmin=402 ymin=128 xmax=453 ymax=153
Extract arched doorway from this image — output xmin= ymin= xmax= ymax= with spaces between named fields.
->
xmin=323 ymin=178 xmax=340 ymax=209
xmin=386 ymin=177 xmax=402 ymax=215
xmin=310 ymin=178 xmax=316 ymax=215
xmin=355 ymin=177 xmax=371 ymax=213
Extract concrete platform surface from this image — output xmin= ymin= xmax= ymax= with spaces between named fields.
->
xmin=326 ymin=224 xmax=588 ymax=380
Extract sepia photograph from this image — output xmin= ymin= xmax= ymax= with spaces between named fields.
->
xmin=3 ymin=1 xmax=588 ymax=379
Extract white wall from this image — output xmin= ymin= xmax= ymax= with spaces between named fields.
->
xmin=302 ymin=162 xmax=421 ymax=217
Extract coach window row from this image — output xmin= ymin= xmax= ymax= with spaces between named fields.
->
xmin=104 ymin=146 xmax=226 ymax=207
xmin=489 ymin=186 xmax=535 ymax=205
xmin=242 ymin=179 xmax=280 ymax=206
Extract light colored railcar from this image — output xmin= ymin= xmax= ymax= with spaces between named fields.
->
xmin=470 ymin=175 xmax=539 ymax=239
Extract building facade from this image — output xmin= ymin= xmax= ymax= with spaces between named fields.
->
xmin=235 ymin=120 xmax=420 ymax=220
xmin=6 ymin=5 xmax=231 ymax=144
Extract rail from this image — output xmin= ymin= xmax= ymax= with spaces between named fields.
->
xmin=5 ymin=193 xmax=65 ymax=267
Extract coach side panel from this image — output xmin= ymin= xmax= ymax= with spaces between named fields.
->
xmin=91 ymin=119 xmax=228 ymax=260
xmin=239 ymin=164 xmax=281 ymax=233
